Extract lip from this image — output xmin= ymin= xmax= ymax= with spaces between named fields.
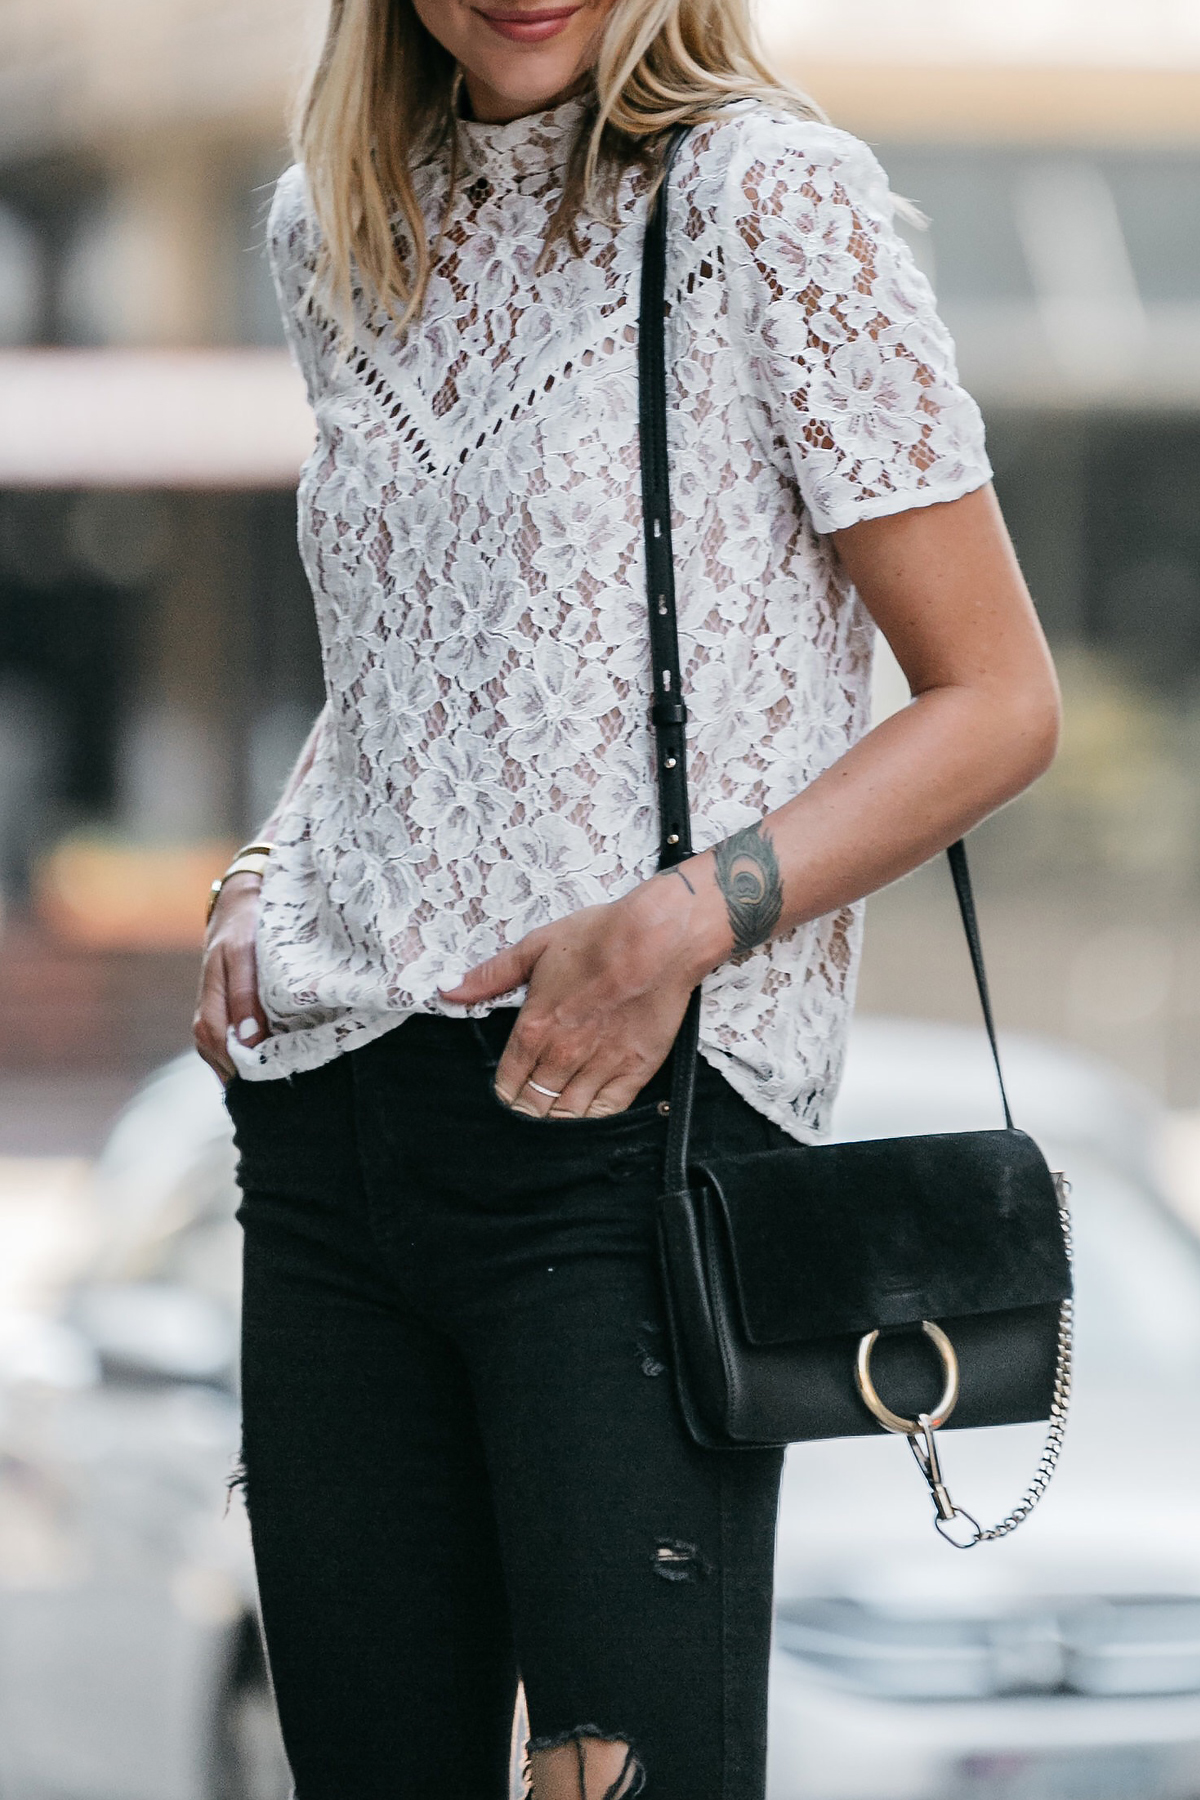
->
xmin=474 ymin=5 xmax=583 ymax=43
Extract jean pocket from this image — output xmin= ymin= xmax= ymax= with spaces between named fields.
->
xmin=482 ymin=1080 xmax=667 ymax=1133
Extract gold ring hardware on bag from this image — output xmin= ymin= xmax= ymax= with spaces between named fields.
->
xmin=854 ymin=1319 xmax=960 ymax=1435
xmin=854 ymin=1324 xmax=985 ymax=1547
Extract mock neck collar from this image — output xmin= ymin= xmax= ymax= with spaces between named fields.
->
xmin=457 ymin=93 xmax=590 ymax=183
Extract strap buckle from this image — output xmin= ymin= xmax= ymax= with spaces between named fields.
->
xmin=651 ymin=698 xmax=688 ymax=727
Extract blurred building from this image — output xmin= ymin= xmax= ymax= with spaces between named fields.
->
xmin=0 ymin=0 xmax=323 ymax=873
xmin=1 ymin=0 xmax=1199 ymax=1090
xmin=0 ymin=0 xmax=324 ymax=1065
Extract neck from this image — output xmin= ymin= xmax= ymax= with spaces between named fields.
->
xmin=460 ymin=67 xmax=591 ymax=124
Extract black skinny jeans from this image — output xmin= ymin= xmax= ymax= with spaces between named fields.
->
xmin=227 ymin=1012 xmax=785 ymax=1800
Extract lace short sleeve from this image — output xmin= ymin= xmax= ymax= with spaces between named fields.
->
xmin=267 ymin=166 xmax=323 ymax=409
xmin=717 ymin=116 xmax=991 ymax=535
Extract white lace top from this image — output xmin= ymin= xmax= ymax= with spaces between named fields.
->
xmin=240 ymin=96 xmax=990 ymax=1142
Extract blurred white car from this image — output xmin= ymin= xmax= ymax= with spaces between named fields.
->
xmin=0 ymin=1056 xmax=287 ymax=1800
xmin=0 ymin=1022 xmax=1198 ymax=1800
xmin=770 ymin=1020 xmax=1200 ymax=1800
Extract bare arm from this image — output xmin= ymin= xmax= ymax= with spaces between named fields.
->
xmin=653 ymin=484 xmax=1059 ymax=962
xmin=443 ymin=487 xmax=1059 ymax=1118
xmin=193 ymin=705 xmax=329 ymax=1081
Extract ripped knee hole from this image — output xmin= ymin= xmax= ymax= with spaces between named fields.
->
xmin=524 ymin=1726 xmax=645 ymax=1800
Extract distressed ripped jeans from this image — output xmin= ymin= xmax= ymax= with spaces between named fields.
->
xmin=227 ymin=1012 xmax=784 ymax=1799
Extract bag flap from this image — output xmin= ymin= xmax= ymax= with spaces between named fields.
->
xmin=694 ymin=1129 xmax=1071 ymax=1347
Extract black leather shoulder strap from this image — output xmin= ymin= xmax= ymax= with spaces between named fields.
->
xmin=638 ymin=126 xmax=694 ymax=873
xmin=947 ymin=839 xmax=1014 ymax=1129
xmin=636 ymin=130 xmax=1014 ymax=1187
xmin=638 ymin=129 xmax=702 ymax=1192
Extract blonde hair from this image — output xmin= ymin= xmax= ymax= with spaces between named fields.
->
xmin=297 ymin=0 xmax=820 ymax=332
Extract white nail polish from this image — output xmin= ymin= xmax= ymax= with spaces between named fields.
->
xmin=237 ymin=1018 xmax=260 ymax=1043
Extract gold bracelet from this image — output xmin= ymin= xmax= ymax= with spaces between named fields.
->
xmin=206 ymin=842 xmax=275 ymax=926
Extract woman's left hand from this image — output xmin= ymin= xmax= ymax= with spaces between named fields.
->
xmin=439 ymin=876 xmax=717 ymax=1119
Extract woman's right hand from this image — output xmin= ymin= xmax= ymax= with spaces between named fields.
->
xmin=193 ymin=873 xmax=270 ymax=1082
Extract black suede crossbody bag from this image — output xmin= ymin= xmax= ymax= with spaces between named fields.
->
xmin=640 ymin=132 xmax=1074 ymax=1546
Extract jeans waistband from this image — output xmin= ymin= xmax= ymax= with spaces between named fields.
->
xmin=388 ymin=1007 xmax=676 ymax=1107
xmin=385 ymin=1007 xmax=519 ymax=1068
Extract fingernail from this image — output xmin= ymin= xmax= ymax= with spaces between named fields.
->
xmin=510 ymin=1103 xmax=538 ymax=1117
xmin=494 ymin=1087 xmax=514 ymax=1106
xmin=237 ymin=1018 xmax=260 ymax=1042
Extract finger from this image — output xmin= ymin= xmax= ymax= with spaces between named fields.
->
xmin=439 ymin=938 xmax=539 ymax=1008
xmin=511 ymin=1062 xmax=583 ymax=1120
xmin=225 ymin=940 xmax=270 ymax=1049
xmin=548 ymin=1053 xmax=627 ymax=1121
xmin=193 ymin=1026 xmax=234 ymax=1083
xmin=192 ymin=992 xmax=233 ymax=1076
xmin=504 ymin=1018 xmax=599 ymax=1117
xmin=582 ymin=1072 xmax=652 ymax=1120
xmin=193 ymin=950 xmax=235 ymax=1079
xmin=492 ymin=1010 xmax=575 ymax=1112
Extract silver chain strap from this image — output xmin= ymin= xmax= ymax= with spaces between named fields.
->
xmin=912 ymin=1174 xmax=1074 ymax=1549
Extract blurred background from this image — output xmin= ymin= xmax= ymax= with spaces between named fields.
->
xmin=1 ymin=3 xmax=1200 ymax=1798
xmin=0 ymin=0 xmax=324 ymax=1132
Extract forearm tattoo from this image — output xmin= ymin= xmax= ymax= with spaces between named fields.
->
xmin=713 ymin=823 xmax=783 ymax=957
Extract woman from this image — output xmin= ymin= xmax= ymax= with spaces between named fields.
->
xmin=194 ymin=1 xmax=1060 ymax=1795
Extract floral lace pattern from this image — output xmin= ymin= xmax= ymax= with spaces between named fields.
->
xmin=244 ymin=98 xmax=990 ymax=1141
